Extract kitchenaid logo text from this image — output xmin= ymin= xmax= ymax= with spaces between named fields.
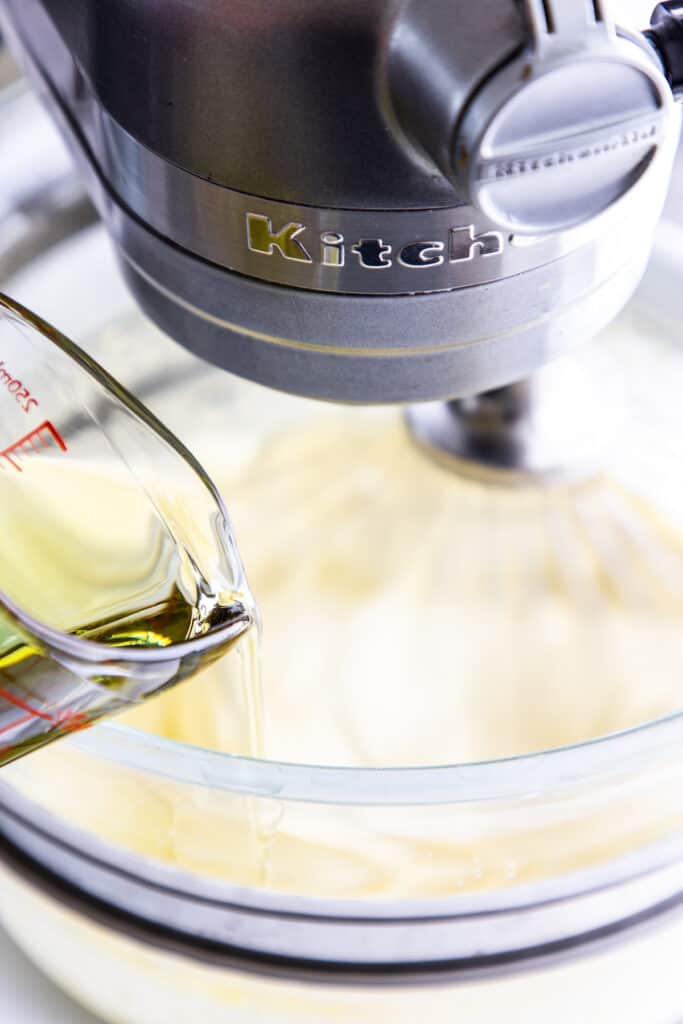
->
xmin=246 ymin=213 xmax=504 ymax=269
xmin=479 ymin=122 xmax=660 ymax=181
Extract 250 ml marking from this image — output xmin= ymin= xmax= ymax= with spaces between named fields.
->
xmin=0 ymin=360 xmax=40 ymax=414
xmin=0 ymin=420 xmax=67 ymax=471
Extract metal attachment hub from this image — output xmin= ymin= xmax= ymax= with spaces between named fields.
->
xmin=406 ymin=354 xmax=626 ymax=484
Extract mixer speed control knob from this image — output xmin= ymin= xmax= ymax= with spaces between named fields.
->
xmin=455 ymin=0 xmax=675 ymax=235
xmin=390 ymin=0 xmax=676 ymax=237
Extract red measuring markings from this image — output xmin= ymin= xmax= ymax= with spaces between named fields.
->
xmin=0 ymin=685 xmax=90 ymax=753
xmin=0 ymin=686 xmax=53 ymax=726
xmin=0 ymin=419 xmax=67 ymax=471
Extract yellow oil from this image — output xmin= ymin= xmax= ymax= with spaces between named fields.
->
xmin=0 ymin=458 xmax=257 ymax=766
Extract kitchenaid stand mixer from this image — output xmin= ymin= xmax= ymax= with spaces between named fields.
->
xmin=2 ymin=0 xmax=681 ymax=419
xmin=5 ymin=0 xmax=683 ymax=1013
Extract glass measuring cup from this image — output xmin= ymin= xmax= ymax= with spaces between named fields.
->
xmin=0 ymin=293 xmax=255 ymax=765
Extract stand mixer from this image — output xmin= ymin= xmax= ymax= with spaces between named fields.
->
xmin=6 ymin=2 xmax=683 ymax=1022
xmin=3 ymin=0 xmax=682 ymax=415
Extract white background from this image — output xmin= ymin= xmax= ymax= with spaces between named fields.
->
xmin=0 ymin=926 xmax=99 ymax=1022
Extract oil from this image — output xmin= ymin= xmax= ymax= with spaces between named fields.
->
xmin=0 ymin=587 xmax=254 ymax=767
xmin=0 ymin=457 xmax=257 ymax=766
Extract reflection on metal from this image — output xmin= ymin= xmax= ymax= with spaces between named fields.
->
xmin=0 ymin=83 xmax=96 ymax=283
xmin=406 ymin=355 xmax=625 ymax=484
xmin=0 ymin=34 xmax=20 ymax=93
xmin=0 ymin=183 xmax=95 ymax=282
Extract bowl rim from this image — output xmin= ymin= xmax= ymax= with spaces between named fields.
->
xmin=71 ymin=709 xmax=683 ymax=805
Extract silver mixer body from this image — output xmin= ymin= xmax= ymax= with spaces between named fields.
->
xmin=0 ymin=0 xmax=680 ymax=402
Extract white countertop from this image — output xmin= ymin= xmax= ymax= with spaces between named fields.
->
xmin=0 ymin=925 xmax=100 ymax=1023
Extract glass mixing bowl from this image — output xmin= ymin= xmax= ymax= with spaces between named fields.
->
xmin=2 ymin=204 xmax=683 ymax=1023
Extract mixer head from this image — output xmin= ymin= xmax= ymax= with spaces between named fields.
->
xmin=0 ymin=0 xmax=681 ymax=407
